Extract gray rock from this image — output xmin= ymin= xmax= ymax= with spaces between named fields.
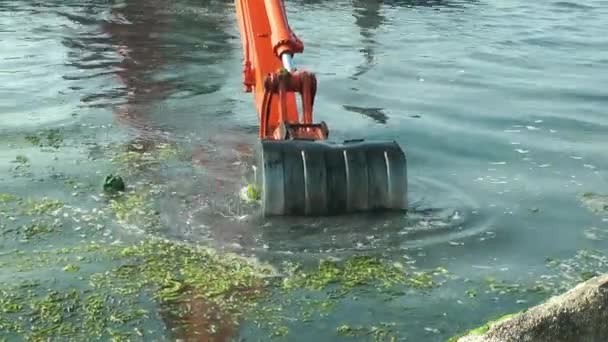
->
xmin=455 ymin=274 xmax=608 ymax=342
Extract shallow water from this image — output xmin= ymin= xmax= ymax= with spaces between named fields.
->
xmin=1 ymin=0 xmax=608 ymax=341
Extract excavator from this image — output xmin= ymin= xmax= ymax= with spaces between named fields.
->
xmin=235 ymin=0 xmax=408 ymax=216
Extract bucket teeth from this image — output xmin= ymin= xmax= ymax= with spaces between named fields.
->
xmin=254 ymin=139 xmax=407 ymax=216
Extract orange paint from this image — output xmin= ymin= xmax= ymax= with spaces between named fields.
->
xmin=235 ymin=0 xmax=327 ymax=140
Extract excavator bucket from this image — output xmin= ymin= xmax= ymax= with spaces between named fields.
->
xmin=253 ymin=138 xmax=407 ymax=216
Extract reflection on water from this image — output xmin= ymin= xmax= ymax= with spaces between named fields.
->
xmin=343 ymin=0 xmax=391 ymax=124
xmin=101 ymin=0 xmax=173 ymax=141
xmin=342 ymin=104 xmax=388 ymax=123
xmin=351 ymin=0 xmax=383 ymax=81
xmin=342 ymin=0 xmax=477 ymax=125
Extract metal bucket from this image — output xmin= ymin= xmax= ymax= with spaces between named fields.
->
xmin=253 ymin=139 xmax=407 ymax=216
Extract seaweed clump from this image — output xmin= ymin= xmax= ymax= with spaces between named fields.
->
xmin=25 ymin=128 xmax=64 ymax=149
xmin=0 ymin=194 xmax=67 ymax=241
xmin=108 ymin=186 xmax=163 ymax=233
xmin=282 ymin=256 xmax=448 ymax=294
xmin=337 ymin=323 xmax=399 ymax=342
xmin=106 ymin=140 xmax=186 ymax=177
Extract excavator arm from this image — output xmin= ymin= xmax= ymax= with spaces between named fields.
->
xmin=235 ymin=0 xmax=326 ymax=140
xmin=234 ymin=0 xmax=408 ymax=216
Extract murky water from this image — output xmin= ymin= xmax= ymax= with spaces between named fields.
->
xmin=2 ymin=0 xmax=608 ymax=341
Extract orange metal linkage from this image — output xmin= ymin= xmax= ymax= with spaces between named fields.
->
xmin=235 ymin=0 xmax=328 ymax=140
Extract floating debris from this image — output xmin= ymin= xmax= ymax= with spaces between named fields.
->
xmin=0 ymin=193 xmax=17 ymax=204
xmin=584 ymin=227 xmax=608 ymax=241
xmin=25 ymin=128 xmax=64 ymax=149
xmin=103 ymin=174 xmax=126 ymax=194
xmin=580 ymin=192 xmax=608 ymax=215
xmin=10 ymin=155 xmax=32 ymax=177
xmin=336 ymin=322 xmax=399 ymax=341
xmin=239 ymin=184 xmax=261 ymax=203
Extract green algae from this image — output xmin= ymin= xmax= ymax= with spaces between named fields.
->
xmin=270 ymin=325 xmax=289 ymax=337
xmin=1 ymin=125 xmax=464 ymax=342
xmin=22 ymin=222 xmax=56 ymax=239
xmin=106 ymin=140 xmax=186 ymax=177
xmin=336 ymin=322 xmax=399 ymax=341
xmin=541 ymin=248 xmax=608 ymax=293
xmin=108 ymin=186 xmax=162 ymax=233
xmin=111 ymin=150 xmax=156 ymax=171
xmin=452 ymin=246 xmax=608 ymax=342
xmin=240 ymin=183 xmax=261 ymax=203
xmin=3 ymin=126 xmax=608 ymax=342
xmin=0 ymin=193 xmax=17 ymax=204
xmin=24 ymin=134 xmax=41 ymax=146
xmin=0 ymin=172 xmax=452 ymax=342
xmin=46 ymin=129 xmax=64 ymax=149
xmin=109 ymin=190 xmax=147 ymax=221
xmin=0 ymin=237 xmax=276 ymax=341
xmin=63 ymin=264 xmax=80 ymax=272
xmin=156 ymin=143 xmax=182 ymax=160
xmin=465 ymin=288 xmax=478 ymax=298
xmin=483 ymin=276 xmax=525 ymax=294
xmin=580 ymin=192 xmax=608 ymax=214
xmin=246 ymin=184 xmax=261 ymax=201
xmin=477 ymin=274 xmax=554 ymax=297
xmin=93 ymin=238 xmax=274 ymax=308
xmin=0 ymin=230 xmax=453 ymax=341
xmin=0 ymin=195 xmax=71 ymax=242
xmin=337 ymin=324 xmax=367 ymax=336
xmin=447 ymin=312 xmax=519 ymax=342
xmin=24 ymin=129 xmax=63 ymax=149
xmin=10 ymin=155 xmax=32 ymax=177
xmin=0 ymin=246 xmax=104 ymax=273
xmin=282 ymin=257 xmax=447 ymax=294
xmin=14 ymin=155 xmax=29 ymax=164
xmin=20 ymin=198 xmax=64 ymax=216
xmin=282 ymin=257 xmax=402 ymax=291
xmin=0 ymin=282 xmax=152 ymax=341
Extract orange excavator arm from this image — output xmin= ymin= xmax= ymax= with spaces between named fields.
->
xmin=235 ymin=0 xmax=327 ymax=140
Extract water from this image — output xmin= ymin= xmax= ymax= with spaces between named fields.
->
xmin=1 ymin=0 xmax=608 ymax=340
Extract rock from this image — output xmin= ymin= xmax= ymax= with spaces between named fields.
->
xmin=454 ymin=274 xmax=608 ymax=342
